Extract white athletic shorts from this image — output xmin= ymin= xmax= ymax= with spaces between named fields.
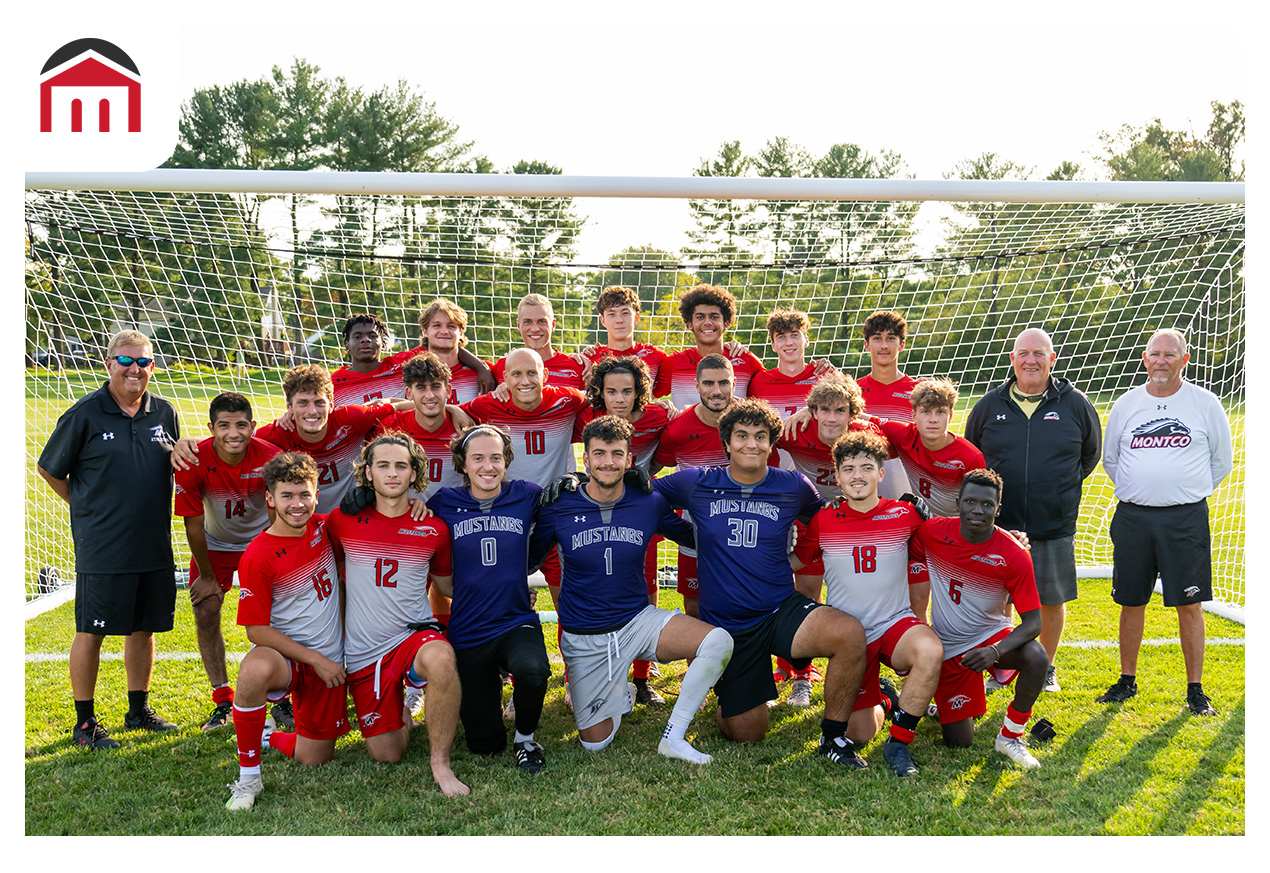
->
xmin=562 ymin=604 xmax=678 ymax=730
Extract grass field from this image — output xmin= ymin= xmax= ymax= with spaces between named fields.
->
xmin=25 ymin=579 xmax=1244 ymax=836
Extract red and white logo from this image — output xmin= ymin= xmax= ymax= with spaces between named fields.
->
xmin=40 ymin=39 xmax=140 ymax=133
xmin=948 ymin=694 xmax=973 ymax=710
xmin=971 ymin=553 xmax=1008 ymax=568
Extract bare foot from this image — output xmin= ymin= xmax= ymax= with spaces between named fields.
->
xmin=433 ymin=765 xmax=470 ymax=797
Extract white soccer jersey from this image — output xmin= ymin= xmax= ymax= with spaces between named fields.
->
xmin=463 ymin=385 xmax=587 ymax=485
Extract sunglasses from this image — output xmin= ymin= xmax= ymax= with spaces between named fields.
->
xmin=112 ymin=355 xmax=154 ymax=368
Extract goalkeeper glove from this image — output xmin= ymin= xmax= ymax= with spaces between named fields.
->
xmin=898 ymin=492 xmax=932 ymax=520
xmin=339 ymin=484 xmax=376 ymax=515
xmin=539 ymin=472 xmax=588 ymax=506
xmin=623 ymin=466 xmax=653 ymax=494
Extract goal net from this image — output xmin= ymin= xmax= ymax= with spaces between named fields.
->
xmin=24 ymin=172 xmax=1245 ymax=621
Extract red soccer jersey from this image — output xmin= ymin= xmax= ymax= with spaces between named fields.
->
xmin=331 ymin=353 xmax=414 ymax=407
xmin=372 ymin=409 xmax=462 ymax=498
xmin=389 ymin=345 xmax=488 ymax=405
xmin=653 ymin=347 xmax=767 ymax=409
xmin=255 ymin=404 xmax=395 ymax=515
xmin=796 ymin=499 xmax=928 ymax=643
xmin=776 ymin=418 xmax=884 ymax=500
xmin=327 ymin=507 xmax=453 ymax=672
xmin=583 ymin=342 xmax=669 ymax=385
xmin=174 ymin=437 xmax=282 ymax=552
xmin=651 ymin=404 xmax=781 ymax=472
xmin=236 ymin=515 xmax=343 ymax=663
xmin=857 ymin=373 xmax=922 ymax=424
xmin=493 ymin=349 xmax=586 ymax=391
xmin=876 ymin=420 xmax=984 ymax=518
xmin=748 ymin=364 xmax=820 ymax=419
xmin=911 ymin=517 xmax=1039 ymax=658
xmin=463 ymin=385 xmax=588 ymax=485
xmin=573 ymin=403 xmax=671 ymax=473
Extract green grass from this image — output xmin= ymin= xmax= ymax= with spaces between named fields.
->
xmin=25 ymin=580 xmax=1244 ymax=835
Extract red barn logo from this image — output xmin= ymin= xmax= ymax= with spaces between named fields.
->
xmin=40 ymin=38 xmax=140 ymax=133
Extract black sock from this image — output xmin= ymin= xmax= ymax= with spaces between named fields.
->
xmin=1187 ymin=682 xmax=1204 ymax=695
xmin=892 ymin=708 xmax=922 ymax=734
xmin=1120 ymin=674 xmax=1136 ymax=687
xmin=74 ymin=699 xmax=95 ymax=725
xmin=127 ymin=689 xmax=149 ymax=715
xmin=820 ymin=718 xmax=850 ymax=742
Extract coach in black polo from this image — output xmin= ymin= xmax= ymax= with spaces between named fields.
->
xmin=37 ymin=329 xmax=183 ymax=750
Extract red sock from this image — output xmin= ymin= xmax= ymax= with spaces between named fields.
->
xmin=791 ymin=666 xmax=814 ymax=682
xmin=632 ymin=659 xmax=651 ymax=681
xmin=269 ymin=730 xmax=298 ymax=758
xmin=1001 ymin=702 xmax=1032 ymax=739
xmin=213 ymin=685 xmax=234 ymax=706
xmin=774 ymin=657 xmax=795 ymax=682
xmin=232 ymin=703 xmax=266 ymax=768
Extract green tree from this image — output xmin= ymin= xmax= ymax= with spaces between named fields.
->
xmin=686 ymin=141 xmax=760 ymax=262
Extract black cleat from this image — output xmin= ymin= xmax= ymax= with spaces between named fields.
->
xmin=202 ymin=701 xmax=234 ymax=732
xmin=123 ymin=706 xmax=178 ymax=732
xmin=1096 ymin=679 xmax=1138 ymax=704
xmin=271 ymin=699 xmax=295 ymax=730
xmin=514 ymin=741 xmax=547 ymax=774
xmin=72 ymin=717 xmax=120 ymax=750
xmin=1186 ymin=688 xmax=1217 ymax=716
xmin=818 ymin=735 xmax=868 ymax=770
xmin=634 ymin=678 xmax=665 ymax=706
xmin=878 ymin=675 xmax=900 ymax=718
xmin=882 ymin=738 xmax=919 ymax=777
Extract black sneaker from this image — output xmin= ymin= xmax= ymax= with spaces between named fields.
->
xmin=882 ymin=737 xmax=919 ymax=777
xmin=1186 ymin=688 xmax=1217 ymax=716
xmin=271 ymin=700 xmax=295 ymax=730
xmin=123 ymin=706 xmax=179 ymax=732
xmin=634 ymin=679 xmax=665 ymax=706
xmin=514 ymin=740 xmax=546 ymax=774
xmin=202 ymin=701 xmax=234 ymax=732
xmin=72 ymin=717 xmax=120 ymax=750
xmin=878 ymin=675 xmax=900 ymax=718
xmin=1096 ymin=679 xmax=1138 ymax=704
xmin=818 ymin=735 xmax=868 ymax=770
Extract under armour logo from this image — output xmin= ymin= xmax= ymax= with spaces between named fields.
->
xmin=92 ymin=619 xmax=105 ymax=627
xmin=995 ymin=414 xmax=1007 ymax=421
xmin=102 ymin=432 xmax=115 ymax=440
xmin=1157 ymin=405 xmax=1168 ymax=410
xmin=574 ymin=515 xmax=586 ymax=523
xmin=242 ymin=748 xmax=257 ymax=758
xmin=275 ymin=549 xmax=287 ymax=558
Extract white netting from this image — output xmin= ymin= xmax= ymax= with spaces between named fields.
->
xmin=24 ymin=182 xmax=1244 ymax=617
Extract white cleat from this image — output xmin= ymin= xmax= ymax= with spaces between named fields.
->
xmin=225 ymin=776 xmax=264 ymax=811
xmin=995 ymin=734 xmax=1041 ymax=769
xmin=405 ymin=686 xmax=425 ymax=719
xmin=658 ymin=736 xmax=713 ymax=765
xmin=259 ymin=715 xmax=276 ymax=748
xmin=788 ymin=679 xmax=813 ymax=707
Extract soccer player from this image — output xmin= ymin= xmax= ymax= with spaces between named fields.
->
xmin=535 ymin=416 xmax=734 ymax=763
xmin=1096 ymin=328 xmax=1233 ymax=716
xmin=653 ymin=284 xmax=766 ymax=408
xmin=427 ymin=425 xmax=554 ymax=773
xmin=327 ymin=434 xmax=468 ymax=795
xmin=492 ymin=293 xmax=588 ymax=390
xmin=372 ymin=352 xmax=463 ymax=499
xmin=857 ymin=310 xmax=920 ymax=499
xmin=574 ymin=355 xmax=673 ymax=704
xmin=653 ymin=399 xmax=870 ymax=767
xmin=581 ymin=285 xmax=669 ymax=385
xmin=225 ymin=452 xmax=348 ymax=811
xmin=792 ymin=429 xmax=943 ymax=777
xmin=173 ymin=392 xmax=282 ymax=731
xmin=37 ymin=330 xmax=182 ymax=749
xmin=415 ymin=298 xmax=497 ymax=403
xmin=747 ymin=307 xmax=836 ymax=418
xmin=910 ymin=468 xmax=1049 ymax=768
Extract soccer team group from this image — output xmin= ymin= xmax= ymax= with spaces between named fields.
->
xmin=35 ymin=283 xmax=1234 ymax=814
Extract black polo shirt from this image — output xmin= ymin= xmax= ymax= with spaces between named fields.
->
xmin=38 ymin=383 xmax=180 ymax=574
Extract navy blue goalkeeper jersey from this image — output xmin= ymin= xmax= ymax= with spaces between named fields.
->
xmin=654 ymin=466 xmax=824 ymax=632
xmin=427 ymin=479 xmax=552 ymax=649
xmin=533 ymin=486 xmax=693 ymax=633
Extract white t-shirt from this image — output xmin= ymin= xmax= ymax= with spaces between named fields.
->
xmin=1102 ymin=381 xmax=1233 ymax=506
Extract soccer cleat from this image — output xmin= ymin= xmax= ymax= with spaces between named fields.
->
xmin=1096 ymin=679 xmax=1138 ymax=704
xmin=514 ymin=740 xmax=547 ymax=774
xmin=994 ymin=733 xmax=1041 ymax=769
xmin=927 ymin=702 xmax=939 ymax=719
xmin=202 ymin=701 xmax=234 ymax=732
xmin=225 ymin=776 xmax=264 ymax=811
xmin=984 ymin=675 xmax=1005 ymax=694
xmin=405 ymin=686 xmax=425 ymax=719
xmin=647 ymin=661 xmax=662 ymax=679
xmin=882 ymin=738 xmax=919 ymax=777
xmin=260 ymin=715 xmax=276 ymax=748
xmin=878 ymin=675 xmax=900 ymax=716
xmin=72 ymin=717 xmax=120 ymax=750
xmin=634 ymin=679 xmax=665 ymax=706
xmin=818 ymin=735 xmax=868 ymax=770
xmin=1043 ymin=665 xmax=1061 ymax=693
xmin=123 ymin=706 xmax=179 ymax=732
xmin=788 ymin=679 xmax=813 ymax=707
xmin=270 ymin=699 xmax=295 ymax=730
xmin=1186 ymin=688 xmax=1217 ymax=716
xmin=503 ymin=694 xmax=516 ymax=719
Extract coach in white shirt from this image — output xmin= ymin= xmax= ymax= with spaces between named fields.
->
xmin=1096 ymin=328 xmax=1233 ymax=717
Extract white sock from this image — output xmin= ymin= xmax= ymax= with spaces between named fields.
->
xmin=239 ymin=764 xmax=261 ymax=780
xmin=513 ymin=730 xmax=535 ymax=745
xmin=579 ymin=714 xmax=621 ymax=752
xmin=665 ymin=628 xmax=733 ymax=742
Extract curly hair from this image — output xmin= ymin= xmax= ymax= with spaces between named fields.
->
xmin=831 ymin=428 xmax=890 ymax=469
xmin=766 ymin=307 xmax=811 ymax=337
xmin=806 ymin=374 xmax=865 ymax=418
xmin=910 ymin=377 xmax=958 ymax=412
xmin=401 ymin=351 xmax=453 ymax=389
xmin=718 ymin=398 xmax=782 ymax=450
xmin=959 ymin=467 xmax=1004 ymax=500
xmin=282 ymin=364 xmax=334 ymax=402
xmin=581 ymin=414 xmax=634 ymax=452
xmin=354 ymin=431 xmax=429 ymax=490
xmin=596 ymin=285 xmax=641 ymax=315
xmin=863 ymin=310 xmax=908 ymax=341
xmin=262 ymin=451 xmax=320 ymax=490
xmin=678 ymin=283 xmax=736 ymax=328
xmin=450 ymin=424 xmax=515 ymax=485
xmin=586 ymin=355 xmax=652 ymax=414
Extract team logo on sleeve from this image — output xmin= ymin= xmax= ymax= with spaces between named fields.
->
xmin=1129 ymin=418 xmax=1192 ymax=448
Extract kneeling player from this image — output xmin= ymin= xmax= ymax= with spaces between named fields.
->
xmin=538 ymin=416 xmax=734 ymax=763
xmin=911 ymin=469 xmax=1049 ymax=768
xmin=793 ymin=430 xmax=943 ymax=776
xmin=226 ymin=452 xmax=349 ymax=811
xmin=329 ymin=433 xmax=468 ymax=796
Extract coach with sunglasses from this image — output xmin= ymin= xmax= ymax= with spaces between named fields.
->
xmin=38 ymin=330 xmax=183 ymax=751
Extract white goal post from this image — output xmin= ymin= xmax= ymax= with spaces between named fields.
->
xmin=24 ymin=170 xmax=1245 ymax=623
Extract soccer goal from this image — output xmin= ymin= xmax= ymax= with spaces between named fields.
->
xmin=23 ymin=171 xmax=1245 ymax=622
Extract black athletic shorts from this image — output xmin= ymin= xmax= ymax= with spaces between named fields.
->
xmin=1110 ymin=500 xmax=1212 ymax=608
xmin=715 ymin=592 xmax=823 ymax=719
xmin=1030 ymin=535 xmax=1078 ymax=606
xmin=453 ymin=622 xmax=551 ymax=755
xmin=75 ymin=567 xmax=176 ymax=635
